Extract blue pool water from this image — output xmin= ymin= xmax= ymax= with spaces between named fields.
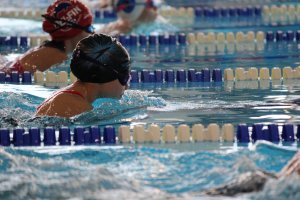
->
xmin=1 ymin=2 xmax=300 ymax=199
xmin=0 ymin=142 xmax=298 ymax=199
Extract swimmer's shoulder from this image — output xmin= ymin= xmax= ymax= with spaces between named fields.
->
xmin=18 ymin=41 xmax=67 ymax=71
xmin=36 ymin=92 xmax=92 ymax=118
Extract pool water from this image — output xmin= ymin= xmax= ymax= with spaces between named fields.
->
xmin=2 ymin=42 xmax=300 ymax=129
xmin=1 ymin=2 xmax=300 ymax=199
xmin=0 ymin=142 xmax=298 ymax=199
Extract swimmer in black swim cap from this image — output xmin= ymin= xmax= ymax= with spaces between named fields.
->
xmin=36 ymin=33 xmax=131 ymax=118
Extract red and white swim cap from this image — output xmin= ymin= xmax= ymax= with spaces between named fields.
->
xmin=42 ymin=0 xmax=93 ymax=41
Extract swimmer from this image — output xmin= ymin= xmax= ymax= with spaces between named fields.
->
xmin=98 ymin=0 xmax=158 ymax=35
xmin=35 ymin=33 xmax=131 ymax=118
xmin=201 ymin=151 xmax=300 ymax=196
xmin=0 ymin=0 xmax=94 ymax=74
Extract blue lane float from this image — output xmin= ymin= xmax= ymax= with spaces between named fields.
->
xmin=141 ymin=69 xmax=151 ymax=83
xmin=195 ymin=6 xmax=261 ymax=18
xmin=59 ymin=127 xmax=71 ymax=145
xmin=282 ymin=124 xmax=295 ymax=142
xmin=44 ymin=127 xmax=56 ymax=146
xmin=130 ymin=70 xmax=139 ymax=83
xmin=155 ymin=69 xmax=163 ymax=82
xmin=22 ymin=72 xmax=32 ymax=83
xmin=3 ymin=65 xmax=300 ymax=85
xmin=0 ymin=68 xmax=236 ymax=84
xmin=251 ymin=124 xmax=264 ymax=142
xmin=0 ymin=72 xmax=5 ymax=82
xmin=20 ymin=36 xmax=28 ymax=47
xmin=268 ymin=124 xmax=280 ymax=142
xmin=11 ymin=71 xmax=19 ymax=83
xmin=30 ymin=127 xmax=41 ymax=146
xmin=297 ymin=124 xmax=300 ymax=140
xmin=0 ymin=128 xmax=10 ymax=146
xmin=94 ymin=5 xmax=262 ymax=19
xmin=237 ymin=124 xmax=250 ymax=143
xmin=23 ymin=132 xmax=30 ymax=146
xmin=89 ymin=126 xmax=101 ymax=144
xmin=296 ymin=30 xmax=300 ymax=41
xmin=165 ymin=69 xmax=175 ymax=82
xmin=212 ymin=69 xmax=222 ymax=82
xmin=13 ymin=128 xmax=24 ymax=147
xmin=139 ymin=34 xmax=147 ymax=46
xmin=0 ymin=71 xmax=33 ymax=84
xmin=0 ymin=123 xmax=299 ymax=147
xmin=103 ymin=126 xmax=116 ymax=144
xmin=238 ymin=123 xmax=294 ymax=143
xmin=202 ymin=68 xmax=211 ymax=82
xmin=74 ymin=127 xmax=85 ymax=145
xmin=2 ymin=30 xmax=300 ymax=48
xmin=176 ymin=69 xmax=186 ymax=82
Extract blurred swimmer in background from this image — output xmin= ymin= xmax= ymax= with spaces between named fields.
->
xmin=201 ymin=150 xmax=300 ymax=197
xmin=97 ymin=0 xmax=159 ymax=35
xmin=0 ymin=0 xmax=94 ymax=74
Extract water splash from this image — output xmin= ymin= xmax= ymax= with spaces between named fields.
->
xmin=72 ymin=90 xmax=166 ymax=126
xmin=0 ymin=148 xmax=173 ymax=200
xmin=0 ymin=90 xmax=166 ymax=128
xmin=131 ymin=16 xmax=179 ymax=35
xmin=0 ymin=142 xmax=296 ymax=199
xmin=252 ymin=175 xmax=300 ymax=200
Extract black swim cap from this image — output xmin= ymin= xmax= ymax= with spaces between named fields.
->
xmin=70 ymin=33 xmax=130 ymax=84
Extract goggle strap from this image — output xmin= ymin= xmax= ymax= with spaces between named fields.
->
xmin=42 ymin=14 xmax=94 ymax=34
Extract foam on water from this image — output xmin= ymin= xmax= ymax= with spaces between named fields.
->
xmin=3 ymin=83 xmax=300 ymax=128
xmin=132 ymin=16 xmax=179 ymax=35
xmin=0 ymin=89 xmax=167 ymax=128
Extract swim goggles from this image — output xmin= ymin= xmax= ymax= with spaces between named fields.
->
xmin=74 ymin=49 xmax=131 ymax=86
xmin=42 ymin=14 xmax=95 ymax=34
xmin=113 ymin=68 xmax=131 ymax=86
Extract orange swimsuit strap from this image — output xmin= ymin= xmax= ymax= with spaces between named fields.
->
xmin=60 ymin=90 xmax=85 ymax=99
xmin=10 ymin=60 xmax=25 ymax=74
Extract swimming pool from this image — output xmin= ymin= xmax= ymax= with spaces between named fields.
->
xmin=0 ymin=1 xmax=300 ymax=199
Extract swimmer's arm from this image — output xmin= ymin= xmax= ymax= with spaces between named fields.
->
xmin=10 ymin=46 xmax=67 ymax=73
xmin=278 ymin=151 xmax=300 ymax=177
xmin=97 ymin=19 xmax=133 ymax=36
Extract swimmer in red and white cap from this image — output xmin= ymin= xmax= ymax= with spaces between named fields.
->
xmin=98 ymin=0 xmax=158 ymax=35
xmin=1 ymin=0 xmax=94 ymax=74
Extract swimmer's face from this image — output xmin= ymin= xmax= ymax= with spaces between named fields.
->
xmin=102 ymin=79 xmax=128 ymax=99
xmin=116 ymin=71 xmax=131 ymax=98
xmin=114 ymin=0 xmax=146 ymax=22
